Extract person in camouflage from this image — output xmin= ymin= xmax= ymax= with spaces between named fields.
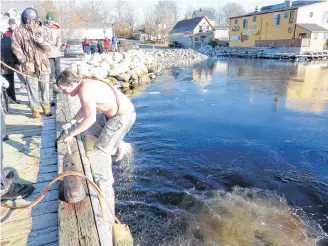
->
xmin=11 ymin=8 xmax=52 ymax=118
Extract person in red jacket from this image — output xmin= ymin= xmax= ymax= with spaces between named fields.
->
xmin=82 ymin=38 xmax=91 ymax=54
xmin=103 ymin=37 xmax=111 ymax=53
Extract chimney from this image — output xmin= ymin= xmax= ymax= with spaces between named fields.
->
xmin=284 ymin=0 xmax=292 ymax=7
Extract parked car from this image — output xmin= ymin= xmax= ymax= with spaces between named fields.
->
xmin=168 ymin=41 xmax=181 ymax=48
xmin=64 ymin=39 xmax=84 ymax=57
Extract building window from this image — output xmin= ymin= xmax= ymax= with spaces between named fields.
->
xmin=323 ymin=12 xmax=328 ymax=24
xmin=313 ymin=33 xmax=318 ymax=39
xmin=199 ymin=26 xmax=203 ymax=32
xmin=243 ymin=18 xmax=248 ymax=28
xmin=324 ymin=33 xmax=328 ymax=39
xmin=284 ymin=11 xmax=289 ymax=18
xmin=253 ymin=16 xmax=256 ymax=22
xmin=273 ymin=13 xmax=281 ymax=26
xmin=195 ymin=37 xmax=199 ymax=41
xmin=289 ymin=11 xmax=295 ymax=23
xmin=245 ymin=35 xmax=249 ymax=41
xmin=205 ymin=26 xmax=209 ymax=32
xmin=234 ymin=19 xmax=238 ymax=24
xmin=299 ymin=33 xmax=307 ymax=38
xmin=309 ymin=12 xmax=313 ymax=18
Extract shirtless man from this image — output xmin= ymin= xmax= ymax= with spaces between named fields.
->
xmin=56 ymin=70 xmax=136 ymax=161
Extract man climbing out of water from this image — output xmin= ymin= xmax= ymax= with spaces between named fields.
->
xmin=56 ymin=70 xmax=136 ymax=162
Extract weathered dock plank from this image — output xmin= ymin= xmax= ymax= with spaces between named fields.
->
xmin=1 ymin=84 xmax=58 ymax=246
xmin=65 ymin=89 xmax=114 ymax=246
xmin=56 ymin=93 xmax=100 ymax=246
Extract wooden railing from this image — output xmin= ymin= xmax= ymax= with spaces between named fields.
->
xmin=255 ymin=38 xmax=311 ymax=48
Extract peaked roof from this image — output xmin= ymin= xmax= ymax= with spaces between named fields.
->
xmin=170 ymin=17 xmax=205 ymax=34
xmin=297 ymin=23 xmax=328 ymax=32
xmin=193 ymin=9 xmax=215 ymax=20
xmin=230 ymin=0 xmax=321 ymax=19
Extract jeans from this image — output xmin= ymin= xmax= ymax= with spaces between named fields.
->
xmin=0 ymin=101 xmax=9 ymax=189
xmin=26 ymin=74 xmax=50 ymax=109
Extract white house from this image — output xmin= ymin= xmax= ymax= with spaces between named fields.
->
xmin=192 ymin=9 xmax=216 ymax=27
xmin=170 ymin=16 xmax=215 ymax=49
xmin=214 ymin=27 xmax=229 ymax=40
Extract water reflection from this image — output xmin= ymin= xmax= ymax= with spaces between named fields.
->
xmin=285 ymin=64 xmax=328 ymax=113
xmin=117 ymin=58 xmax=328 ymax=245
xmin=189 ymin=59 xmax=328 ymax=113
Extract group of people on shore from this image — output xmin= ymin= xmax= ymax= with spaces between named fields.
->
xmin=1 ymin=8 xmax=61 ymax=200
xmin=1 ymin=8 xmax=136 ymax=203
xmin=82 ymin=35 xmax=118 ymax=54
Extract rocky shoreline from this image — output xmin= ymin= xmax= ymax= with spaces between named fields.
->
xmin=68 ymin=49 xmax=207 ymax=94
xmin=198 ymin=45 xmax=328 ymax=61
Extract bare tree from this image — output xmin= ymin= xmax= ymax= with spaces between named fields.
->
xmin=109 ymin=1 xmax=137 ymax=37
xmin=153 ymin=1 xmax=179 ymax=43
xmin=221 ymin=3 xmax=246 ymax=26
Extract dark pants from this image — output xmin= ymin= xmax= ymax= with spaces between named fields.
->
xmin=49 ymin=58 xmax=57 ymax=103
xmin=1 ymin=102 xmax=9 ymax=190
xmin=3 ymin=73 xmax=16 ymax=102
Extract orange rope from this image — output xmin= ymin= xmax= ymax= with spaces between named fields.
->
xmin=0 ymin=61 xmax=55 ymax=85
xmin=1 ymin=170 xmax=121 ymax=224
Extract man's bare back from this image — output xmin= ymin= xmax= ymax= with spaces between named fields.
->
xmin=78 ymin=79 xmax=134 ymax=118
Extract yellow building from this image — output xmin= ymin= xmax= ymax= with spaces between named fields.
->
xmin=229 ymin=0 xmax=328 ymax=50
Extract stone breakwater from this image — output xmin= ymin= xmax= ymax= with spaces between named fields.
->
xmin=198 ymin=45 xmax=328 ymax=61
xmin=68 ymin=49 xmax=207 ymax=92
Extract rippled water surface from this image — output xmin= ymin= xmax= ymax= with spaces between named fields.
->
xmin=116 ymin=59 xmax=328 ymax=246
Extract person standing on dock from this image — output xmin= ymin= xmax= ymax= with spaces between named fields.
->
xmin=0 ymin=75 xmax=35 ymax=200
xmin=44 ymin=11 xmax=61 ymax=107
xmin=56 ymin=70 xmax=136 ymax=162
xmin=1 ymin=18 xmax=20 ymax=104
xmin=12 ymin=8 xmax=53 ymax=118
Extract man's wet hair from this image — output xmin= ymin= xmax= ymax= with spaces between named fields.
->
xmin=56 ymin=69 xmax=81 ymax=87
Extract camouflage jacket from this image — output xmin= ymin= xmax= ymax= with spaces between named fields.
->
xmin=44 ymin=22 xmax=62 ymax=58
xmin=11 ymin=22 xmax=51 ymax=75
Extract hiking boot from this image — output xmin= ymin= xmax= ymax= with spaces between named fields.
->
xmin=42 ymin=105 xmax=53 ymax=117
xmin=1 ymin=182 xmax=34 ymax=201
xmin=5 ymin=170 xmax=15 ymax=181
xmin=32 ymin=108 xmax=41 ymax=118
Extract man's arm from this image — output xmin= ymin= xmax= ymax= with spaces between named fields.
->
xmin=72 ymin=107 xmax=85 ymax=124
xmin=11 ymin=30 xmax=26 ymax=63
xmin=69 ymin=88 xmax=97 ymax=137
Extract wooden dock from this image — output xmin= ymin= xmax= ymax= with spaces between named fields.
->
xmin=1 ymin=86 xmax=58 ymax=245
xmin=1 ymin=81 xmax=115 ymax=245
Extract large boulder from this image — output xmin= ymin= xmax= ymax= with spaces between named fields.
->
xmin=131 ymin=67 xmax=144 ymax=78
xmin=116 ymin=73 xmax=130 ymax=82
xmin=117 ymin=62 xmax=130 ymax=74
xmin=139 ymin=74 xmax=150 ymax=85
xmin=136 ymin=62 xmax=148 ymax=74
xmin=90 ymin=67 xmax=108 ymax=79
xmin=130 ymin=69 xmax=138 ymax=80
xmin=107 ymin=77 xmax=118 ymax=85
xmin=113 ymin=52 xmax=123 ymax=62
xmin=121 ymin=81 xmax=130 ymax=88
